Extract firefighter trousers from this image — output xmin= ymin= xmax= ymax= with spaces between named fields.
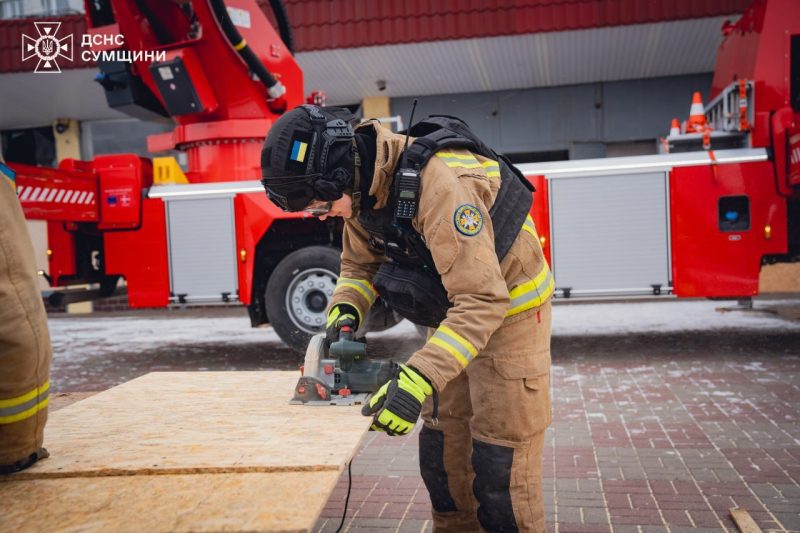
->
xmin=420 ymin=302 xmax=552 ymax=532
xmin=0 ymin=177 xmax=51 ymax=471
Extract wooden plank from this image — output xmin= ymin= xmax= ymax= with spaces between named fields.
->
xmin=0 ymin=471 xmax=341 ymax=532
xmin=16 ymin=371 xmax=370 ymax=479
xmin=759 ymin=263 xmax=800 ymax=293
xmin=0 ymin=372 xmax=368 ymax=532
xmin=49 ymin=391 xmax=99 ymax=412
xmin=730 ymin=508 xmax=763 ymax=533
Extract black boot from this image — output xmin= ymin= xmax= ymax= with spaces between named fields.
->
xmin=0 ymin=447 xmax=49 ymax=475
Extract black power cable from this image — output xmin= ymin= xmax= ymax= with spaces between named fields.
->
xmin=268 ymin=0 xmax=294 ymax=54
xmin=208 ymin=0 xmax=281 ymax=92
xmin=334 ymin=458 xmax=353 ymax=533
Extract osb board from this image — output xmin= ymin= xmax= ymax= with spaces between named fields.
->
xmin=49 ymin=391 xmax=99 ymax=412
xmin=0 ymin=471 xmax=340 ymax=533
xmin=759 ymin=263 xmax=800 ymax=293
xmin=18 ymin=371 xmax=370 ymax=478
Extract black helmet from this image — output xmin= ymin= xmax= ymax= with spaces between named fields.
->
xmin=261 ymin=104 xmax=357 ymax=212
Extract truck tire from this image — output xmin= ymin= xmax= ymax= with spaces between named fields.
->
xmin=266 ymin=246 xmax=341 ymax=354
xmin=265 ymin=246 xmax=402 ymax=354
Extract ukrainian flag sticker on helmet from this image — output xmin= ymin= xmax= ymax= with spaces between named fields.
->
xmin=454 ymin=204 xmax=483 ymax=236
xmin=290 ymin=139 xmax=308 ymax=163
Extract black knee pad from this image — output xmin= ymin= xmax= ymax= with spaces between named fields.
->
xmin=472 ymin=438 xmax=517 ymax=532
xmin=419 ymin=426 xmax=457 ymax=512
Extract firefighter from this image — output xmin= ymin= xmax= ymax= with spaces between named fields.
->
xmin=261 ymin=105 xmax=553 ymax=532
xmin=0 ymin=156 xmax=52 ymax=474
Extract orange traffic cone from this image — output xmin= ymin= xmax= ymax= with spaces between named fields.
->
xmin=668 ymin=118 xmax=681 ymax=137
xmin=685 ymin=92 xmax=706 ymax=133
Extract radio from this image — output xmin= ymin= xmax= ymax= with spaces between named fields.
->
xmin=394 ymin=99 xmax=419 ymax=226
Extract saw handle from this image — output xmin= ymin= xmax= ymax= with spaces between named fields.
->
xmin=329 ymin=327 xmax=366 ymax=372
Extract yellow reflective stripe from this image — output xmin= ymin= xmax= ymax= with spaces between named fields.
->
xmin=429 ymin=325 xmax=477 ymax=368
xmin=0 ymin=382 xmax=50 ymax=425
xmin=436 ymin=152 xmax=500 ymax=177
xmin=443 ymin=161 xmax=481 ymax=169
xmin=0 ymin=381 xmax=49 ymax=408
xmin=0 ymin=397 xmax=49 ymax=425
xmin=234 ymin=39 xmax=247 ymax=51
xmin=429 ymin=338 xmax=470 ymax=367
xmin=436 ymin=151 xmax=477 ymax=160
xmin=436 ymin=152 xmax=481 ymax=169
xmin=481 ymin=160 xmax=500 ymax=178
xmin=506 ymin=266 xmax=555 ymax=317
xmin=521 ymin=214 xmax=538 ymax=239
xmin=335 ymin=278 xmax=377 ymax=305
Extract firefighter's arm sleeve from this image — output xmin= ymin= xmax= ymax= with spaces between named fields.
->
xmin=406 ymin=171 xmax=510 ymax=392
xmin=328 ymin=218 xmax=385 ymax=325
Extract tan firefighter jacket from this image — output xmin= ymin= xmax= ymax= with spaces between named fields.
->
xmin=329 ymin=122 xmax=553 ymax=392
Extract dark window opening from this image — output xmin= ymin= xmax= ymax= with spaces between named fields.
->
xmin=718 ymin=195 xmax=751 ymax=232
xmin=1 ymin=127 xmax=56 ymax=167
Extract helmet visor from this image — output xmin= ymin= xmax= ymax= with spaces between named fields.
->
xmin=261 ymin=173 xmax=321 ymax=212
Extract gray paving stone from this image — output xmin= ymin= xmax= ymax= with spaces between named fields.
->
xmin=582 ymin=508 xmax=610 ymax=524
xmin=397 ymin=519 xmax=430 ymax=532
xmin=556 ymin=507 xmax=583 ymax=524
xmin=640 ymin=527 xmax=670 ymax=533
xmin=774 ymin=512 xmax=800 ymax=531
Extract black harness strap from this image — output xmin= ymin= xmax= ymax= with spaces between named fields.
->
xmin=364 ymin=115 xmax=538 ymax=328
xmin=397 ymin=116 xmax=534 ymax=261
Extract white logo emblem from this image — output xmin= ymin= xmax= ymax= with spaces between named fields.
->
xmin=21 ymin=22 xmax=73 ymax=73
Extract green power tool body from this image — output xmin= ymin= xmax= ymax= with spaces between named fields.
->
xmin=291 ymin=326 xmax=394 ymax=405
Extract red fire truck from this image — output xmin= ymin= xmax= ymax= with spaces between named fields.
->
xmin=11 ymin=0 xmax=800 ymax=353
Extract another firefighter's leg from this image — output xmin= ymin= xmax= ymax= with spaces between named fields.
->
xmin=0 ymin=178 xmax=52 ymax=472
xmin=420 ymin=370 xmax=480 ymax=532
xmin=467 ymin=303 xmax=552 ymax=532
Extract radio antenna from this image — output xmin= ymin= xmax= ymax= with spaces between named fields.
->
xmin=401 ymin=99 xmax=418 ymax=165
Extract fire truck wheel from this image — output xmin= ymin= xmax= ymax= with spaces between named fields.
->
xmin=266 ymin=245 xmax=403 ymax=354
xmin=267 ymin=246 xmax=341 ymax=353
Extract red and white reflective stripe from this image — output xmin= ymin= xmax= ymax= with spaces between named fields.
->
xmin=791 ymin=147 xmax=800 ymax=165
xmin=16 ymin=186 xmax=96 ymax=205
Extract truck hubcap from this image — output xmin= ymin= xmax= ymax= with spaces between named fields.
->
xmin=286 ymin=268 xmax=337 ymax=334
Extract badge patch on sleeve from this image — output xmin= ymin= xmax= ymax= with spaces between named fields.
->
xmin=454 ymin=204 xmax=483 ymax=236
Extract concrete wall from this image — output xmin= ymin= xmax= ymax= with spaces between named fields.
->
xmin=391 ymin=73 xmax=713 ymax=161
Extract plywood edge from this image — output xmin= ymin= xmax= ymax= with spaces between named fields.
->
xmin=729 ymin=508 xmax=763 ymax=533
xmin=1 ymin=471 xmax=342 ymax=532
xmin=1 ymin=462 xmax=343 ymax=482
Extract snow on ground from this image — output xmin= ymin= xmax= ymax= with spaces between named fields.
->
xmin=551 ymin=298 xmax=800 ymax=336
xmin=47 ymin=299 xmax=798 ymax=360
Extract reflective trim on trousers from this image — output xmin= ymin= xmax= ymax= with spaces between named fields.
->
xmin=0 ymin=381 xmax=50 ymax=425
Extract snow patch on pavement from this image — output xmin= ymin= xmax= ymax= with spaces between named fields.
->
xmin=551 ymin=299 xmax=799 ymax=336
xmin=47 ymin=299 xmax=798 ymax=360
